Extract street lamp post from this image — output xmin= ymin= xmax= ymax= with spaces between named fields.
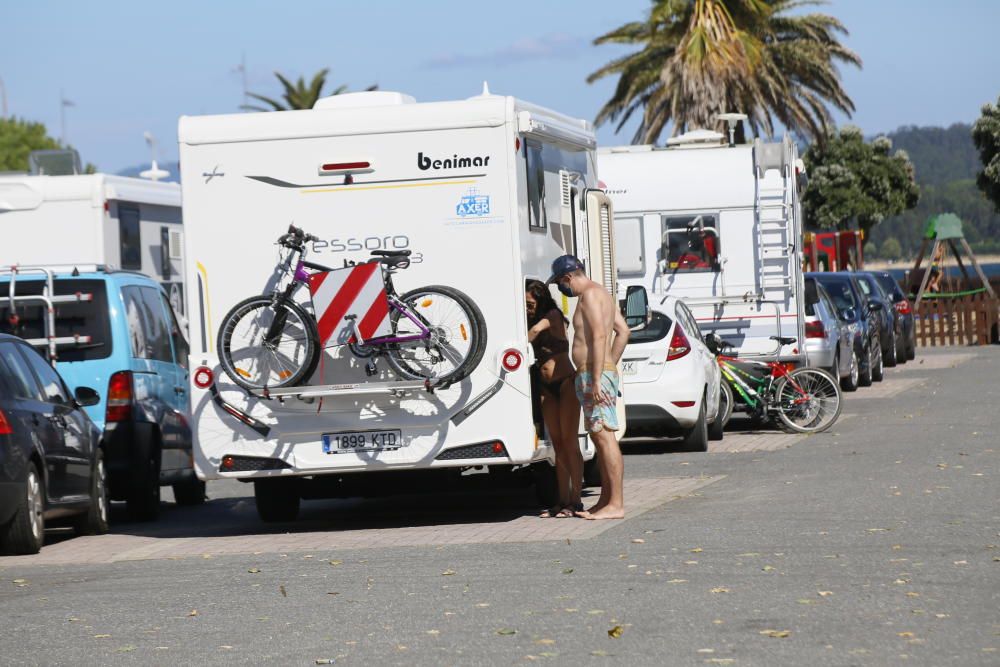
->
xmin=0 ymin=76 xmax=8 ymax=118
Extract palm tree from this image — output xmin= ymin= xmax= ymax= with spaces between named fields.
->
xmin=587 ymin=0 xmax=861 ymax=145
xmin=243 ymin=68 xmax=377 ymax=111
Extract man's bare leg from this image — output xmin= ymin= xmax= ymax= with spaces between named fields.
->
xmin=578 ymin=429 xmax=624 ymax=519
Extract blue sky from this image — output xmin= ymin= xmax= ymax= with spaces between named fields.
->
xmin=3 ymin=0 xmax=999 ymax=173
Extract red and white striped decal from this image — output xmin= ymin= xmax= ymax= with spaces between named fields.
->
xmin=308 ymin=263 xmax=391 ymax=346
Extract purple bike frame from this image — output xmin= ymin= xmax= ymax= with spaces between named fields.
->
xmin=292 ymin=260 xmax=430 ymax=346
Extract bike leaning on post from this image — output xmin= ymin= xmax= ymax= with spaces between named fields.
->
xmin=705 ymin=333 xmax=842 ymax=433
xmin=217 ymin=225 xmax=487 ymax=392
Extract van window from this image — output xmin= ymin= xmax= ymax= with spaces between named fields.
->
xmin=525 ymin=140 xmax=546 ymax=231
xmin=0 ymin=279 xmax=113 ymax=362
xmin=119 ymin=205 xmax=142 ymax=270
xmin=161 ymin=292 xmax=189 ymax=369
xmin=122 ymin=286 xmax=173 ymax=362
xmin=614 ymin=217 xmax=644 ymax=277
xmin=660 ymin=214 xmax=720 ymax=272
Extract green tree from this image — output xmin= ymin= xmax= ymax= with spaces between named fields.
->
xmin=244 ymin=68 xmax=377 ymax=111
xmin=863 ymin=241 xmax=877 ymax=259
xmin=802 ymin=126 xmax=919 ymax=232
xmin=587 ymin=0 xmax=861 ymax=145
xmin=0 ymin=117 xmax=63 ymax=172
xmin=972 ymin=94 xmax=1000 ymax=212
xmin=879 ymin=236 xmax=902 ymax=261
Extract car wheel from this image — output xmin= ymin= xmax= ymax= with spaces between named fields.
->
xmin=682 ymin=399 xmax=709 ymax=452
xmin=172 ymin=478 xmax=207 ymax=506
xmin=708 ymin=385 xmax=728 ymax=441
xmin=841 ymin=348 xmax=860 ymax=392
xmin=73 ymin=450 xmax=110 ymax=536
xmin=906 ymin=332 xmax=916 ymax=360
xmin=871 ymin=341 xmax=885 ymax=382
xmin=0 ymin=462 xmax=45 ymax=555
xmin=895 ymin=331 xmax=907 ymax=364
xmin=884 ymin=331 xmax=898 ymax=367
xmin=858 ymin=343 xmax=874 ymax=387
xmin=254 ymin=477 xmax=301 ymax=523
xmin=828 ymin=352 xmax=840 ymax=381
xmin=127 ymin=449 xmax=161 ymax=522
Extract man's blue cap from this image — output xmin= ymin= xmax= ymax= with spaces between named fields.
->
xmin=546 ymin=254 xmax=585 ymax=284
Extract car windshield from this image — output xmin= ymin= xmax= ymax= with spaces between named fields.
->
xmin=0 ymin=279 xmax=112 ymax=362
xmin=874 ymin=273 xmax=903 ymax=300
xmin=817 ymin=277 xmax=857 ymax=315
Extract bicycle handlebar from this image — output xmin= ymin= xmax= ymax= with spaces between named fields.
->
xmin=278 ymin=224 xmax=319 ymax=247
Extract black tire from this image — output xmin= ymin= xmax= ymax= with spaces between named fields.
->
xmin=906 ymin=332 xmax=916 ymax=361
xmin=884 ymin=330 xmax=898 ymax=367
xmin=841 ymin=348 xmax=860 ymax=392
xmin=384 ymin=285 xmax=487 ymax=385
xmin=859 ymin=341 xmax=874 ymax=387
xmin=708 ymin=385 xmax=728 ymax=441
xmin=774 ymin=368 xmax=842 ymax=433
xmin=172 ymin=478 xmax=207 ymax=506
xmin=532 ymin=462 xmax=560 ymax=507
xmin=871 ymin=340 xmax=885 ymax=382
xmin=895 ymin=330 xmax=907 ymax=364
xmin=682 ymin=399 xmax=709 ymax=452
xmin=217 ymin=296 xmax=320 ymax=391
xmin=0 ymin=462 xmax=45 ymax=555
xmin=254 ymin=477 xmax=301 ymax=523
xmin=127 ymin=449 xmax=161 ymax=522
xmin=828 ymin=352 xmax=840 ymax=381
xmin=73 ymin=450 xmax=109 ymax=536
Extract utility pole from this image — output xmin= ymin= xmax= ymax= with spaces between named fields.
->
xmin=233 ymin=52 xmax=248 ymax=110
xmin=60 ymin=89 xmax=74 ymax=144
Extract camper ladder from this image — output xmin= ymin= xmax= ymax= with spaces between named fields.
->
xmin=2 ymin=266 xmax=94 ymax=363
xmin=752 ymin=138 xmax=795 ymax=296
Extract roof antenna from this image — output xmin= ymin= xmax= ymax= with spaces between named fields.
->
xmin=717 ymin=113 xmax=748 ymax=147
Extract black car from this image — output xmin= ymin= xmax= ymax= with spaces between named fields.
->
xmin=854 ymin=271 xmax=905 ymax=367
xmin=0 ymin=334 xmax=107 ymax=554
xmin=870 ymin=270 xmax=917 ymax=362
xmin=808 ymin=272 xmax=884 ymax=387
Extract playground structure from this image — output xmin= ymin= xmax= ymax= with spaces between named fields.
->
xmin=803 ymin=230 xmax=864 ymax=272
xmin=907 ymin=213 xmax=998 ymax=346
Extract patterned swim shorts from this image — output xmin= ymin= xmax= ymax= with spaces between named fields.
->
xmin=574 ymin=366 xmax=620 ymax=433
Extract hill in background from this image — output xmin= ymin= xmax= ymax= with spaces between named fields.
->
xmin=869 ymin=123 xmax=998 ymax=257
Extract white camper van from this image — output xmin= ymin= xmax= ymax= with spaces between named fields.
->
xmin=0 ymin=170 xmax=185 ymax=317
xmin=178 ymin=89 xmax=627 ymax=522
xmin=599 ymin=131 xmax=806 ymax=364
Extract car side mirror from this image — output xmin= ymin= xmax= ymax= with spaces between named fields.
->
xmin=74 ymin=386 xmax=100 ymax=407
xmin=704 ymin=332 xmax=724 ymax=354
xmin=867 ymin=301 xmax=882 ymax=312
xmin=622 ymin=285 xmax=650 ymax=331
xmin=840 ymin=308 xmax=856 ymax=321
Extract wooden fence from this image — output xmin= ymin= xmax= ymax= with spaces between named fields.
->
xmin=914 ymin=292 xmax=999 ymax=347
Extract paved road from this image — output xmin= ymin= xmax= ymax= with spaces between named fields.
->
xmin=1 ymin=349 xmax=997 ymax=665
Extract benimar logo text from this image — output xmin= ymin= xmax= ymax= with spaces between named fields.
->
xmin=418 ymin=152 xmax=490 ymax=170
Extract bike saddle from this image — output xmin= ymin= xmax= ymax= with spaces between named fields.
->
xmin=375 ymin=255 xmax=411 ymax=269
xmin=770 ymin=336 xmax=797 ymax=345
xmin=370 ymin=250 xmax=412 ymax=257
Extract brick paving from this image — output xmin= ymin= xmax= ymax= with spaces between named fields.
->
xmin=0 ymin=476 xmax=720 ymax=568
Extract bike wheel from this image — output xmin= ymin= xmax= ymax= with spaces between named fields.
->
xmin=384 ymin=285 xmax=486 ymax=384
xmin=217 ymin=296 xmax=320 ymax=391
xmin=773 ymin=368 xmax=842 ymax=433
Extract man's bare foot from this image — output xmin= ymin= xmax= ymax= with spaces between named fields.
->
xmin=578 ymin=506 xmax=625 ymax=520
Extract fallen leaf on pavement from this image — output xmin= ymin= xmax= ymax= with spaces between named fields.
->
xmin=329 ymin=560 xmax=342 ymax=566
xmin=690 ymin=547 xmax=703 ymax=553
xmin=12 ymin=579 xmax=28 ymax=584
xmin=762 ymin=566 xmax=775 ymax=572
xmin=247 ymin=568 xmax=261 ymax=574
xmin=608 ymin=625 xmax=624 ymax=639
xmin=898 ymin=632 xmax=915 ymax=638
xmin=562 ymin=568 xmax=574 ymax=575
xmin=867 ymin=528 xmax=890 ymax=533
xmin=426 ymin=629 xmax=440 ymax=636
xmin=94 ymin=634 xmax=111 ymax=639
xmin=279 ymin=585 xmax=287 ymax=597
xmin=631 ymin=539 xmax=645 ymax=544
xmin=497 ymin=628 xmax=517 ymax=636
xmin=667 ymin=579 xmax=688 ymax=584
xmin=710 ymin=587 xmax=730 ymax=594
xmin=818 ymin=591 xmax=833 ymax=597
xmin=315 ymin=660 xmax=334 ymax=665
xmin=759 ymin=630 xmax=790 ymax=638
xmin=906 ymin=592 xmax=920 ymax=598
xmin=535 ymin=639 xmax=555 ymax=645
xmin=441 ymin=569 xmax=456 ymax=576
xmin=188 ymin=609 xmax=198 ymax=617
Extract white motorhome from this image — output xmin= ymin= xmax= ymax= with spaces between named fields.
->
xmin=599 ymin=131 xmax=806 ymax=364
xmin=0 ymin=169 xmax=185 ymax=317
xmin=178 ymin=89 xmax=626 ymax=521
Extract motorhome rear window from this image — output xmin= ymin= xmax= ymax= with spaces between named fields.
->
xmin=661 ymin=214 xmax=720 ymax=273
xmin=614 ymin=217 xmax=644 ymax=277
xmin=525 ymin=140 xmax=547 ymax=231
xmin=0 ymin=279 xmax=112 ymax=361
xmin=628 ymin=309 xmax=673 ymax=344
xmin=119 ymin=205 xmax=142 ymax=270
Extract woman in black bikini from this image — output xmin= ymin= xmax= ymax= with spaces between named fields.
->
xmin=525 ymin=279 xmax=583 ymax=518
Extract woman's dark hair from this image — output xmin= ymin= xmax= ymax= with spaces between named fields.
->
xmin=526 ymin=279 xmax=566 ymax=326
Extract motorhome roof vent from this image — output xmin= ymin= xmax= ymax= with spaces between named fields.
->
xmin=313 ymin=91 xmax=416 ymax=110
xmin=665 ymin=129 xmax=725 ymax=148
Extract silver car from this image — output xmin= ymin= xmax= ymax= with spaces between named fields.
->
xmin=804 ymin=277 xmax=856 ymax=387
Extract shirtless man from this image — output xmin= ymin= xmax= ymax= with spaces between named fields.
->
xmin=547 ymin=255 xmax=630 ymax=519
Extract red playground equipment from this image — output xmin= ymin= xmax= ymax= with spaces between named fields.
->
xmin=803 ymin=230 xmax=864 ymax=272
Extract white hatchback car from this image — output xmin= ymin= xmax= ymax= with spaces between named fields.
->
xmin=620 ymin=295 xmax=725 ymax=450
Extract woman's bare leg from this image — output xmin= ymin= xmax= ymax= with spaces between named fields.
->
xmin=540 ymin=391 xmax=570 ymax=510
xmin=557 ymin=378 xmax=583 ymax=508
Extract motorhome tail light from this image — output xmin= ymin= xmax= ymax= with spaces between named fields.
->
xmin=193 ymin=366 xmax=214 ymax=389
xmin=895 ymin=298 xmax=912 ymax=315
xmin=319 ymin=161 xmax=373 ymax=175
xmin=501 ymin=349 xmax=523 ymax=372
xmin=105 ymin=371 xmax=133 ymax=422
xmin=666 ymin=325 xmax=691 ymax=361
xmin=0 ymin=408 xmax=12 ymax=435
xmin=805 ymin=320 xmax=826 ymax=338
xmin=515 ymin=137 xmax=521 ymax=152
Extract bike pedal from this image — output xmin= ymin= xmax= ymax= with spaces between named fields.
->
xmin=365 ymin=360 xmax=378 ymax=376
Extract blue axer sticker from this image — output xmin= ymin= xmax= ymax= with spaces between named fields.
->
xmin=456 ymin=188 xmax=490 ymax=217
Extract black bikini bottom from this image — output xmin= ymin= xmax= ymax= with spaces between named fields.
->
xmin=540 ymin=374 xmax=574 ymax=399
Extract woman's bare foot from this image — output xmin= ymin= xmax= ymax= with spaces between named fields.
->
xmin=577 ymin=505 xmax=625 ymax=520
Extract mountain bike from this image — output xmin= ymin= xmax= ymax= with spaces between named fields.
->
xmin=217 ymin=225 xmax=486 ymax=392
xmin=706 ymin=334 xmax=842 ymax=433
